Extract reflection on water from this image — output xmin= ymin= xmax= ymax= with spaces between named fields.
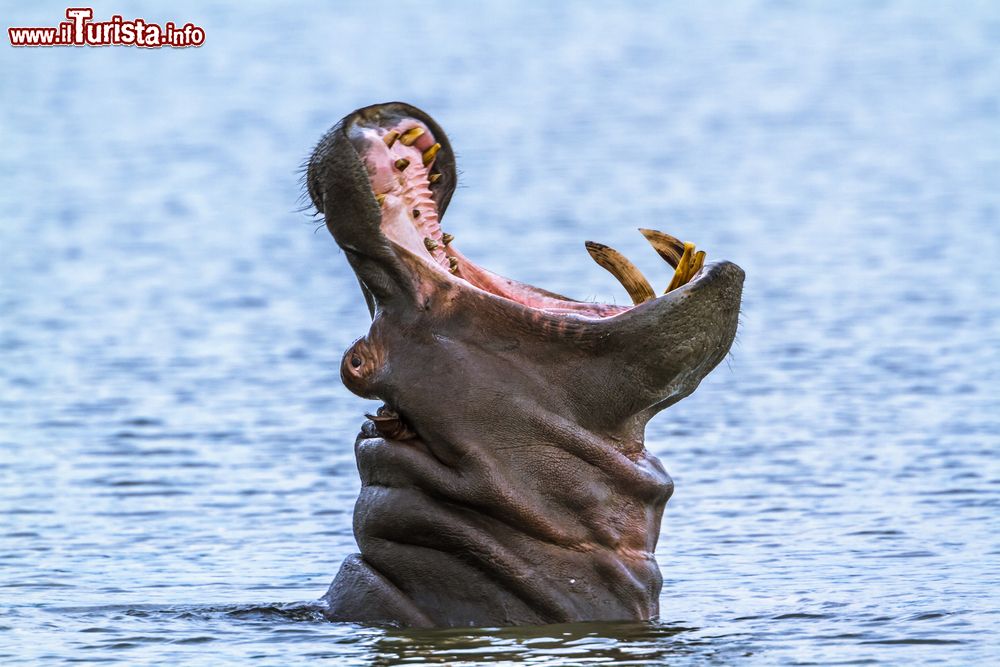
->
xmin=371 ymin=622 xmax=702 ymax=666
xmin=2 ymin=0 xmax=998 ymax=664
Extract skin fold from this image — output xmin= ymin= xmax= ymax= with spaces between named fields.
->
xmin=305 ymin=102 xmax=744 ymax=628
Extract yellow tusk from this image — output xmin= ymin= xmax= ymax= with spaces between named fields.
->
xmin=666 ymin=242 xmax=696 ymax=293
xmin=383 ymin=130 xmax=400 ymax=147
xmin=688 ymin=250 xmax=706 ymax=281
xmin=394 ymin=158 xmax=410 ymax=171
xmin=375 ymin=194 xmax=386 ymax=206
xmin=429 ymin=173 xmax=442 ymax=184
xmin=584 ymin=241 xmax=656 ymax=305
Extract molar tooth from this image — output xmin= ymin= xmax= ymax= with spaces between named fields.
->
xmin=429 ymin=173 xmax=442 ymax=184
xmin=424 ymin=237 xmax=438 ymax=251
xmin=399 ymin=127 xmax=425 ymax=146
xmin=638 ymin=228 xmax=685 ymax=268
xmin=584 ymin=241 xmax=656 ymax=305
xmin=449 ymin=257 xmax=459 ymax=273
xmin=422 ymin=143 xmax=441 ymax=166
xmin=383 ymin=130 xmax=400 ymax=147
xmin=442 ymin=232 xmax=454 ymax=245
xmin=375 ymin=194 xmax=386 ymax=206
xmin=394 ymin=158 xmax=410 ymax=171
xmin=666 ymin=242 xmax=696 ymax=292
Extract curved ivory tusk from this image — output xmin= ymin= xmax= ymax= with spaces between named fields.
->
xmin=584 ymin=241 xmax=656 ymax=305
xmin=638 ymin=228 xmax=685 ymax=268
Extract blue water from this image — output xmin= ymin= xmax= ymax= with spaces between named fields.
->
xmin=2 ymin=1 xmax=998 ymax=664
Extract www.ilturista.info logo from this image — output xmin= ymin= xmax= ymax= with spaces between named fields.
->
xmin=8 ymin=8 xmax=205 ymax=48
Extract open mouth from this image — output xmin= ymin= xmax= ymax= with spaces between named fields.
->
xmin=338 ymin=107 xmax=711 ymax=320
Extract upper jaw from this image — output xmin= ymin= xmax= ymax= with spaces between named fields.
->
xmin=306 ymin=103 xmax=459 ymax=309
xmin=341 ymin=102 xmax=457 ymax=220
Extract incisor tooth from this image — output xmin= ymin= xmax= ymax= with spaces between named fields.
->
xmin=394 ymin=158 xmax=410 ymax=171
xmin=638 ymin=228 xmax=685 ymax=268
xmin=400 ymin=127 xmax=425 ymax=146
xmin=688 ymin=250 xmax=706 ymax=281
xmin=422 ymin=143 xmax=441 ymax=166
xmin=666 ymin=242 xmax=696 ymax=293
xmin=383 ymin=131 xmax=400 ymax=147
xmin=584 ymin=241 xmax=656 ymax=305
xmin=682 ymin=245 xmax=698 ymax=282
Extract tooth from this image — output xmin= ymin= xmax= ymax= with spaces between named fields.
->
xmin=424 ymin=237 xmax=438 ymax=251
xmin=584 ymin=241 xmax=655 ymax=305
xmin=666 ymin=242 xmax=696 ymax=292
xmin=682 ymin=246 xmax=699 ymax=282
xmin=383 ymin=130 xmax=400 ymax=147
xmin=429 ymin=173 xmax=442 ymax=184
xmin=400 ymin=127 xmax=425 ymax=146
xmin=449 ymin=257 xmax=459 ymax=273
xmin=422 ymin=143 xmax=441 ymax=166
xmin=638 ymin=228 xmax=684 ymax=267
xmin=394 ymin=158 xmax=410 ymax=171
xmin=442 ymin=232 xmax=454 ymax=245
xmin=375 ymin=194 xmax=386 ymax=206
xmin=688 ymin=250 xmax=706 ymax=280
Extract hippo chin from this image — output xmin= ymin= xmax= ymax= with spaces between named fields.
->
xmin=305 ymin=102 xmax=744 ymax=628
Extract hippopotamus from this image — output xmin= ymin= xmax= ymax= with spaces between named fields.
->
xmin=304 ymin=102 xmax=743 ymax=628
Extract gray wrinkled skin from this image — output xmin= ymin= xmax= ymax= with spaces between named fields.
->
xmin=306 ymin=103 xmax=744 ymax=628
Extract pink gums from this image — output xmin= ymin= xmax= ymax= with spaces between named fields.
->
xmin=359 ymin=122 xmax=449 ymax=271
